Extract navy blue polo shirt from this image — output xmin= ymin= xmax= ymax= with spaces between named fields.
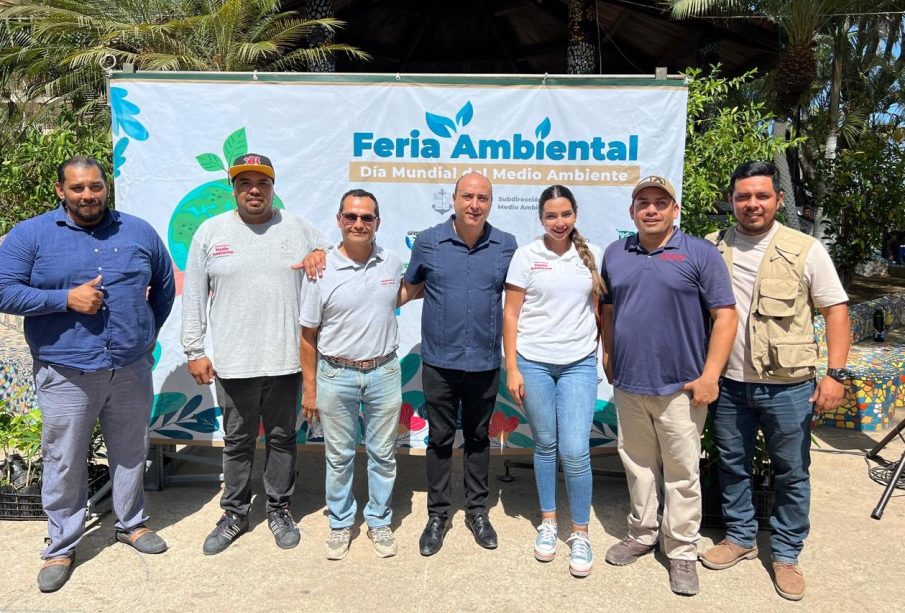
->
xmin=404 ymin=216 xmax=517 ymax=372
xmin=601 ymin=228 xmax=735 ymax=395
xmin=0 ymin=205 xmax=175 ymax=371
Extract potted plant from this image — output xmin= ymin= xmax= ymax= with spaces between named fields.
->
xmin=0 ymin=393 xmax=110 ymax=520
xmin=700 ymin=414 xmax=775 ymax=531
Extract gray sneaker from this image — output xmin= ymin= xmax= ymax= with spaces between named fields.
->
xmin=604 ymin=536 xmax=657 ymax=566
xmin=325 ymin=527 xmax=352 ymax=560
xmin=669 ymin=558 xmax=700 ymax=596
xmin=203 ymin=511 xmax=249 ymax=555
xmin=367 ymin=525 xmax=398 ymax=558
xmin=268 ymin=508 xmax=300 ymax=549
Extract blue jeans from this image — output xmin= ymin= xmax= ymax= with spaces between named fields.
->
xmin=710 ymin=378 xmax=815 ymax=563
xmin=518 ymin=353 xmax=597 ymax=526
xmin=317 ymin=357 xmax=402 ymax=529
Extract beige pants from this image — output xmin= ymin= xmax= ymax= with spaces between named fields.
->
xmin=614 ymin=388 xmax=707 ymax=560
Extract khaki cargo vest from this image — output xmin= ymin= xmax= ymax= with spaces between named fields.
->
xmin=706 ymin=224 xmax=819 ymax=380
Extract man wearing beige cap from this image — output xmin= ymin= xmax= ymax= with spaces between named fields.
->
xmin=182 ymin=153 xmax=329 ymax=555
xmin=600 ymin=175 xmax=737 ymax=595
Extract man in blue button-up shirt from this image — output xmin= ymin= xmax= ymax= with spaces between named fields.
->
xmin=0 ymin=157 xmax=174 ymax=592
xmin=403 ymin=172 xmax=517 ymax=556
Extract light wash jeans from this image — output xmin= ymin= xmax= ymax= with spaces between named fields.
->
xmin=711 ymin=378 xmax=815 ymax=563
xmin=518 ymin=353 xmax=597 ymax=526
xmin=317 ymin=357 xmax=402 ymax=529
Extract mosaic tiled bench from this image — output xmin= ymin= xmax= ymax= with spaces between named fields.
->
xmin=815 ymin=292 xmax=905 ymax=431
xmin=0 ymin=314 xmax=35 ymax=415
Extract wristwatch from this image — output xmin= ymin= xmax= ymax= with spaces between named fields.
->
xmin=825 ymin=367 xmax=854 ymax=383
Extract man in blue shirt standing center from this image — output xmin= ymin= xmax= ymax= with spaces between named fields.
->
xmin=0 ymin=157 xmax=175 ymax=593
xmin=404 ymin=172 xmax=517 ymax=556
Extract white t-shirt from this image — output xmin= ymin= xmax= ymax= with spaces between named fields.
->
xmin=299 ymin=244 xmax=402 ymax=361
xmin=505 ymin=238 xmax=602 ymax=364
xmin=724 ymin=223 xmax=848 ymax=382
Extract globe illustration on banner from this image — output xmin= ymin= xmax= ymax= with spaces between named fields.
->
xmin=168 ymin=127 xmax=284 ymax=273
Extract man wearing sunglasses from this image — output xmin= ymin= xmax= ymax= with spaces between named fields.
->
xmin=181 ymin=153 xmax=329 ymax=555
xmin=299 ymin=189 xmax=418 ymax=560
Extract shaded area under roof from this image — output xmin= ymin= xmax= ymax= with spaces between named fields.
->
xmin=286 ymin=0 xmax=780 ymax=76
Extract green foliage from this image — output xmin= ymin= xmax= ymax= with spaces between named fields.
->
xmin=0 ymin=114 xmax=111 ymax=235
xmin=818 ymin=135 xmax=905 ymax=288
xmin=0 ymin=0 xmax=369 ymax=118
xmin=0 ymin=401 xmax=43 ymax=488
xmin=681 ymin=66 xmax=801 ymax=237
xmin=0 ymin=393 xmax=105 ymax=489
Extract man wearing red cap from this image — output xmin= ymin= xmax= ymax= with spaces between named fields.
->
xmin=182 ymin=153 xmax=328 ymax=555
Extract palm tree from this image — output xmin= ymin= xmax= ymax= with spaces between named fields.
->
xmin=0 ymin=0 xmax=368 ymax=117
xmin=668 ymin=0 xmax=902 ymax=233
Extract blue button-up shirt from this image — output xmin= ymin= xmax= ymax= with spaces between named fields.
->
xmin=0 ymin=205 xmax=175 ymax=371
xmin=404 ymin=216 xmax=517 ymax=371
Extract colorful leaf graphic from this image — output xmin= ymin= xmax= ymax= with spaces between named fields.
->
xmin=150 ymin=392 xmax=187 ymax=421
xmin=425 ymin=112 xmax=457 ymax=138
xmin=110 ymin=88 xmax=148 ymax=141
xmin=495 ymin=399 xmax=527 ymax=423
xmin=455 ymin=101 xmax=474 ymax=127
xmin=507 ymin=432 xmax=535 ymax=448
xmin=400 ymin=353 xmax=421 ymax=385
xmin=402 ymin=390 xmax=425 ymax=411
xmin=154 ymin=429 xmax=193 ymax=440
xmin=535 ymin=117 xmax=552 ymax=139
xmin=196 ymin=153 xmax=225 ymax=172
xmin=222 ymin=128 xmax=248 ymax=165
xmin=112 ymin=137 xmax=128 ymax=178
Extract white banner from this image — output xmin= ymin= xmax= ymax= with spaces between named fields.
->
xmin=109 ymin=73 xmax=688 ymax=451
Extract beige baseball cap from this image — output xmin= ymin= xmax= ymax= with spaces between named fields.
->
xmin=632 ymin=175 xmax=677 ymax=200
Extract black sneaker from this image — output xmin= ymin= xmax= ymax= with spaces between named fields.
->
xmin=268 ymin=508 xmax=300 ymax=549
xmin=202 ymin=511 xmax=249 ymax=555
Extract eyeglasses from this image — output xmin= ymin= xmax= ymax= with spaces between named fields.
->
xmin=339 ymin=212 xmax=378 ymax=224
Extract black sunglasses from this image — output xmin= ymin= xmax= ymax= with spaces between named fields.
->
xmin=339 ymin=212 xmax=378 ymax=224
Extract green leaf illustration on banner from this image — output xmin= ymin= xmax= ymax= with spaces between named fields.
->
xmin=222 ymin=128 xmax=248 ymax=164
xmin=169 ymin=129 xmax=283 ymax=271
xmin=154 ymin=429 xmax=193 ymax=440
xmin=506 ymin=432 xmax=534 ymax=448
xmin=196 ymin=153 xmax=225 ymax=172
xmin=402 ymin=390 xmax=425 ymax=411
xmin=150 ymin=392 xmax=187 ymax=421
xmin=400 ymin=352 xmax=421 ymax=385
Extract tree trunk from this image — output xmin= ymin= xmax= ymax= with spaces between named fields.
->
xmin=305 ymin=0 xmax=335 ymax=72
xmin=772 ymin=120 xmax=800 ymax=232
xmin=567 ymin=0 xmax=598 ymax=74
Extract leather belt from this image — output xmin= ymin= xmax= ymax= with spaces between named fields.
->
xmin=321 ymin=351 xmax=396 ymax=371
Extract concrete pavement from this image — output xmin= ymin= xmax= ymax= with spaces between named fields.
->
xmin=1 ymin=426 xmax=903 ymax=612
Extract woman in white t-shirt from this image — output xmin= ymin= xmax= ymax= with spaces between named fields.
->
xmin=503 ymin=184 xmax=605 ymax=578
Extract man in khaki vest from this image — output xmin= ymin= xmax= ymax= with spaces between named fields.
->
xmin=701 ymin=161 xmax=850 ymax=602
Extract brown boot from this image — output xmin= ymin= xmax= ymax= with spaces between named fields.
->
xmin=700 ymin=539 xmax=758 ymax=570
xmin=772 ymin=562 xmax=805 ymax=601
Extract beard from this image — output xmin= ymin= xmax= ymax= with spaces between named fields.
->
xmin=64 ymin=196 xmax=108 ymax=226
